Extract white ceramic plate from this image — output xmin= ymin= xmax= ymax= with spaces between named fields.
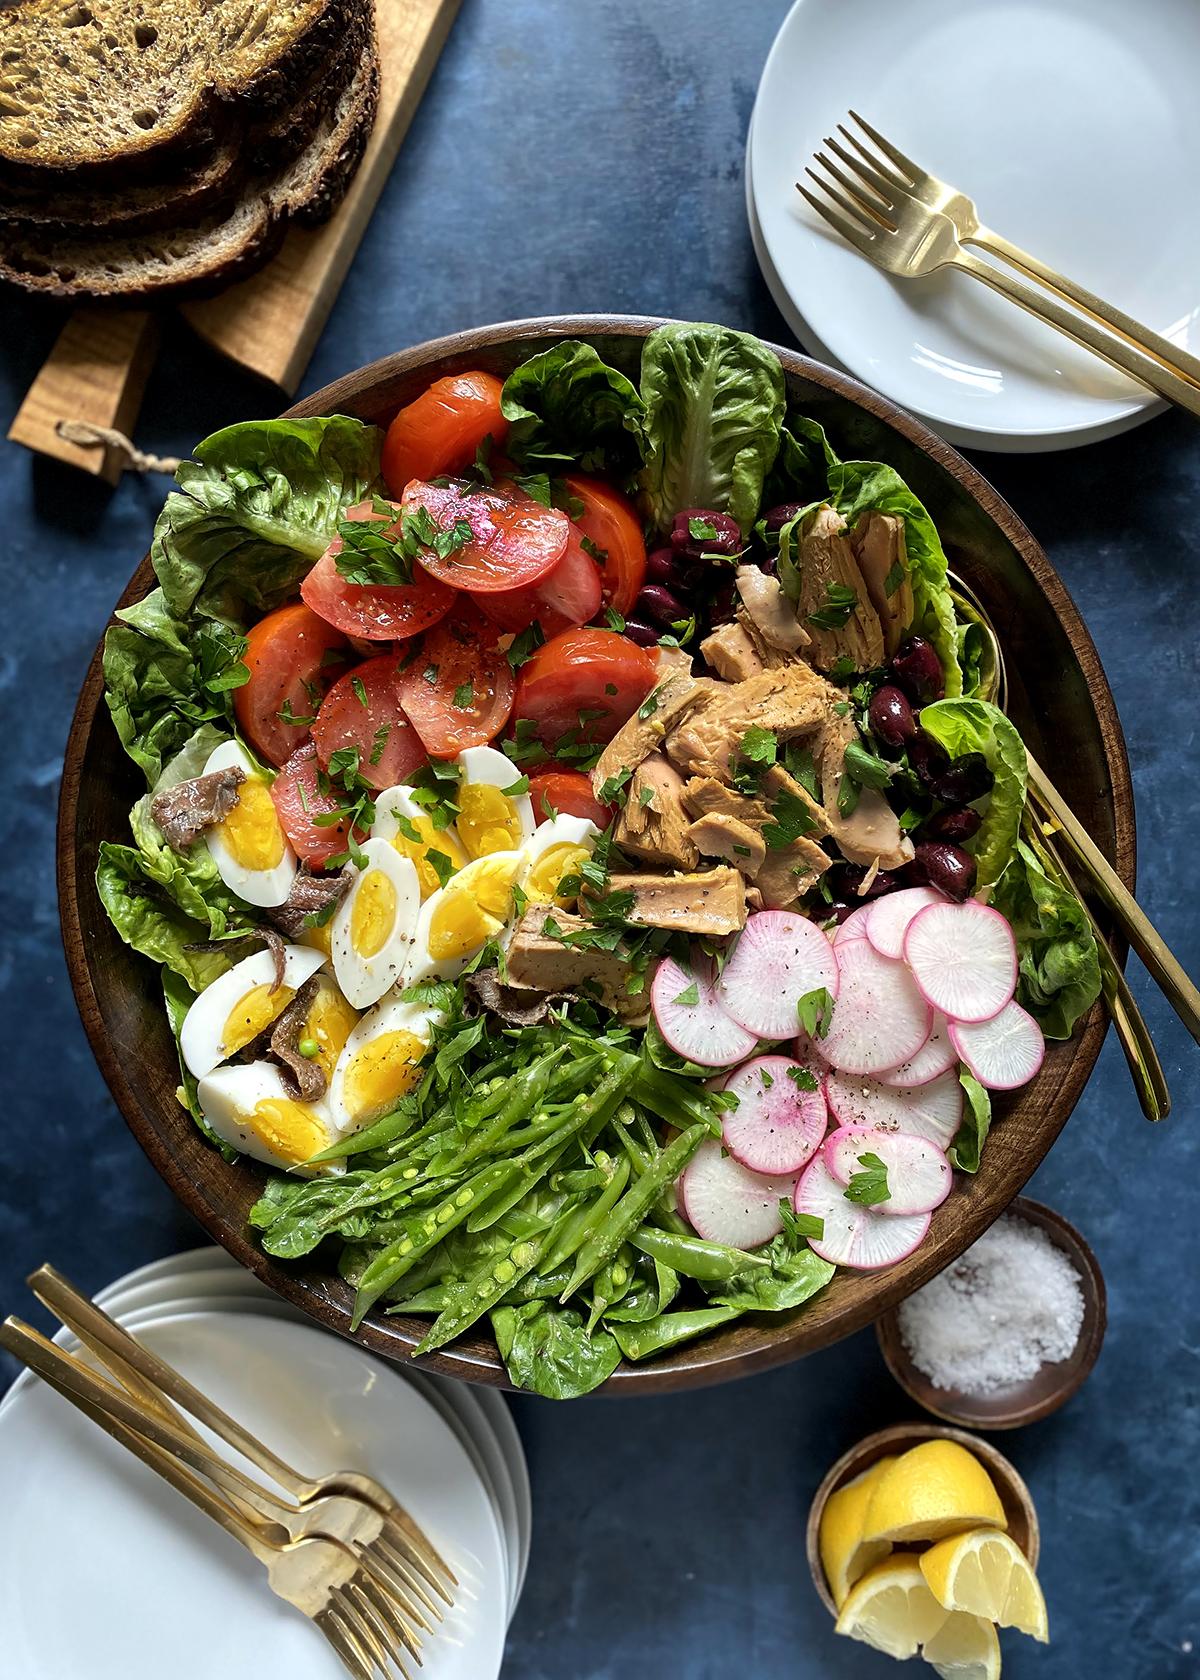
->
xmin=0 ymin=1310 xmax=507 ymax=1680
xmin=748 ymin=0 xmax=1200 ymax=451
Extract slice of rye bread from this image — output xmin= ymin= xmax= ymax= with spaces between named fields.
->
xmin=0 ymin=0 xmax=366 ymax=191
xmin=0 ymin=8 xmax=369 ymax=237
xmin=0 ymin=41 xmax=378 ymax=302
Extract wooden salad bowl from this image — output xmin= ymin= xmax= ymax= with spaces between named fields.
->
xmin=57 ymin=315 xmax=1134 ymax=1395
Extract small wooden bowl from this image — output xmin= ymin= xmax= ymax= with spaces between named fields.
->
xmin=875 ymin=1196 xmax=1106 ymax=1430
xmin=806 ymin=1423 xmax=1040 ymax=1618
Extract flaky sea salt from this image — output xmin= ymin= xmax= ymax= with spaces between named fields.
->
xmin=897 ymin=1213 xmax=1085 ymax=1395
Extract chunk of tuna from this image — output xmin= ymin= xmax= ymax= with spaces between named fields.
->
xmin=685 ymin=812 xmax=766 ymax=877
xmin=591 ymin=667 xmax=706 ymax=795
xmin=851 ymin=511 xmax=914 ymax=659
xmin=505 ymin=908 xmax=643 ymax=1020
xmin=664 ymin=665 xmax=829 ymax=781
xmin=736 ymin=565 xmax=810 ymax=652
xmin=700 ymin=621 xmax=765 ymax=683
xmin=814 ymin=709 xmax=913 ymax=871
xmin=793 ymin=504 xmax=885 ymax=673
xmin=597 ymin=866 xmax=747 ymax=935
xmin=615 ymin=753 xmax=699 ymax=871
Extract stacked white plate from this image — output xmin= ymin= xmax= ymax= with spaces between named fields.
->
xmin=0 ymin=1246 xmax=530 ymax=1680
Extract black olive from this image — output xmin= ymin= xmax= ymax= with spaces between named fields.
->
xmin=636 ymin=585 xmax=686 ymax=628
xmin=907 ymin=729 xmax=950 ymax=787
xmin=927 ymin=753 xmax=995 ymax=807
xmin=670 ymin=508 xmax=742 ymax=561
xmin=761 ymin=501 xmax=806 ymax=535
xmin=890 ymin=636 xmax=945 ymax=705
xmin=907 ymin=842 xmax=977 ymax=902
xmin=827 ymin=863 xmax=899 ymax=902
xmin=622 ymin=618 xmax=660 ymax=648
xmin=923 ymin=806 xmax=982 ymax=843
xmin=869 ymin=684 xmax=916 ymax=751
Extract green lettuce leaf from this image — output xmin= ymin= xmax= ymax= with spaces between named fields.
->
xmin=949 ymin=1068 xmax=992 ymax=1173
xmin=919 ymin=699 xmax=1027 ymax=888
xmin=761 ymin=415 xmax=839 ymax=512
xmin=95 ymin=842 xmax=231 ymax=992
xmin=162 ymin=969 xmax=238 ymax=1158
xmin=499 ymin=340 xmax=644 ymax=469
xmin=497 ymin=1299 xmax=622 ymax=1398
xmin=151 ymin=416 xmax=383 ymax=622
xmin=638 ymin=322 xmax=786 ymax=535
xmin=991 ymin=839 xmax=1102 ymax=1038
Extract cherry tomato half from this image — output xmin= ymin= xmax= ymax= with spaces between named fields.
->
xmin=527 ymin=769 xmax=615 ymax=830
xmin=381 ymin=371 xmax=509 ymax=497
xmin=301 ymin=501 xmax=459 ymax=641
xmin=471 ymin=530 xmax=602 ymax=639
xmin=398 ymin=607 xmax=516 ymax=759
xmin=270 ymin=741 xmax=362 ymax=867
xmin=310 ymin=654 xmax=429 ymax=792
xmin=399 ymin=478 xmax=568 ymax=593
xmin=563 ymin=474 xmax=647 ymax=617
xmin=232 ymin=603 xmax=351 ymax=769
xmin=513 ymin=627 xmax=656 ymax=748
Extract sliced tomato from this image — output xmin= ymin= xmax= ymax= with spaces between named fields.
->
xmin=270 ymin=741 xmax=363 ymax=866
xmin=398 ymin=607 xmax=516 ymax=758
xmin=310 ymin=654 xmax=429 ymax=792
xmin=513 ymin=627 xmax=656 ymax=748
xmin=563 ymin=474 xmax=647 ymax=616
xmin=232 ymin=603 xmax=351 ymax=768
xmin=301 ymin=500 xmax=459 ymax=641
xmin=399 ymin=478 xmax=568 ymax=593
xmin=470 ymin=530 xmax=603 ymax=639
xmin=527 ymin=770 xmax=615 ymax=830
xmin=381 ymin=371 xmax=509 ymax=496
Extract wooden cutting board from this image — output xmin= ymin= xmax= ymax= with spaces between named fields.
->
xmin=7 ymin=0 xmax=461 ymax=486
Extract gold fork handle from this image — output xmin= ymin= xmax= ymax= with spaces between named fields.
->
xmin=1025 ymin=754 xmax=1200 ymax=1046
xmin=969 ymin=226 xmax=1200 ymax=392
xmin=952 ymin=248 xmax=1200 ymax=419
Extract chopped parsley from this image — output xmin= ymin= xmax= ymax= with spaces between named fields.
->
xmin=688 ymin=516 xmax=718 ymax=541
xmin=637 ymin=688 xmax=660 ymax=721
xmin=843 ymin=738 xmax=893 ymax=791
xmin=506 ymin=622 xmax=546 ymax=671
xmin=368 ymin=723 xmax=391 ymax=767
xmin=797 ymin=986 xmax=834 ymax=1040
xmin=335 ymin=497 xmax=474 ymax=588
xmin=762 ymin=788 xmax=818 ymax=849
xmin=883 ymin=560 xmax=906 ymax=598
xmin=501 ymin=775 xmax=530 ymax=796
xmin=580 ymin=535 xmax=609 ymax=565
xmin=806 ymin=580 xmax=859 ymax=632
xmin=604 ymin=607 xmax=625 ymax=633
xmin=425 ymin=849 xmax=457 ymax=889
xmin=351 ymin=675 xmax=369 ymax=709
xmin=787 ymin=1066 xmax=819 ymax=1092
xmin=673 ymin=980 xmax=700 ymax=1007
xmin=843 ymin=1153 xmax=891 ymax=1206
xmin=638 ymin=786 xmax=657 ymax=810
xmin=452 ymin=680 xmax=474 ymax=710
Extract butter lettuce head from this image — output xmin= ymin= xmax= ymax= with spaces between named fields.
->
xmin=499 ymin=340 xmax=644 ymax=470
xmin=992 ymin=839 xmax=1102 ymax=1039
xmin=918 ymin=698 xmax=1027 ymax=888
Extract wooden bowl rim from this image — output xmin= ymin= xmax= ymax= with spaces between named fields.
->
xmin=874 ymin=1194 xmax=1108 ymax=1429
xmin=56 ymin=312 xmax=1134 ymax=1395
xmin=805 ymin=1421 xmax=1041 ymax=1619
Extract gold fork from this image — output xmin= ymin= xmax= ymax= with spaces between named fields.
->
xmin=799 ymin=114 xmax=1200 ymax=419
xmin=0 ymin=1316 xmax=416 ymax=1679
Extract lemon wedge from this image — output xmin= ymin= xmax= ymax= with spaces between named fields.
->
xmin=922 ymin=1609 xmax=1002 ymax=1679
xmin=921 ymin=1527 xmax=1048 ymax=1642
xmin=834 ymin=1555 xmax=950 ymax=1660
xmin=861 ymin=1440 xmax=1008 ymax=1545
xmin=819 ymin=1456 xmax=898 ymax=1610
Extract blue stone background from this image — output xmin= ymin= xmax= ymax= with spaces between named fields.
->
xmin=1 ymin=2 xmax=1197 ymax=1676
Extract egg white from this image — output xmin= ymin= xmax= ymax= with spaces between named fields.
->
xmin=454 ymin=745 xmax=535 ymax=858
xmin=203 ymin=739 xmax=297 ymax=907
xmin=331 ymin=838 xmax=421 ymax=1009
xmin=403 ymin=848 xmax=527 ymax=989
xmin=181 ymin=944 xmax=327 ymax=1079
xmin=196 ymin=1060 xmax=338 ymax=1173
xmin=370 ymin=783 xmax=466 ymax=899
xmin=326 ymin=994 xmax=440 ymax=1135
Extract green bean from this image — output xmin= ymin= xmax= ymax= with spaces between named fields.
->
xmin=307 ymin=1102 xmax=424 ymax=1162
xmin=609 ymin=1305 xmax=742 ymax=1361
xmin=383 ymin=1283 xmax=459 ymax=1314
xmin=586 ymin=1242 xmax=635 ymax=1331
xmin=630 ymin=1224 xmax=769 ymax=1281
xmin=414 ymin=1220 xmax=562 ymax=1354
xmin=609 ymin=1113 xmax=651 ymax=1175
xmin=436 ymin=1047 xmax=569 ymax=1173
xmin=550 ymin=1167 xmax=606 ymax=1194
xmin=541 ymin=1155 xmax=631 ymax=1273
xmin=561 ymin=1122 xmax=707 ymax=1301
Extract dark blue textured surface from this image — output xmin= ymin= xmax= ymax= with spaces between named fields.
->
xmin=1 ymin=3 xmax=1197 ymax=1676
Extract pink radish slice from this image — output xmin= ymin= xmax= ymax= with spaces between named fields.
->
xmin=878 ymin=1013 xmax=956 ymax=1088
xmin=950 ymin=1000 xmax=1045 ymax=1090
xmin=824 ymin=1067 xmax=963 ymax=1149
xmin=718 ymin=911 xmax=839 ymax=1043
xmin=823 ymin=1125 xmax=952 ymax=1217
xmin=866 ymin=886 xmax=946 ymax=960
xmin=793 ymin=1031 xmax=832 ymax=1082
xmin=821 ymin=938 xmax=932 ymax=1076
xmin=651 ymin=953 xmax=758 ymax=1067
xmin=720 ymin=1055 xmax=827 ymax=1175
xmin=679 ymin=1137 xmax=801 ymax=1249
xmin=834 ymin=904 xmax=875 ymax=945
xmin=795 ymin=1156 xmax=931 ymax=1269
xmin=904 ymin=901 xmax=1017 ymax=1024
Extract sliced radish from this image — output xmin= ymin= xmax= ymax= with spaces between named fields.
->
xmin=793 ymin=1031 xmax=832 ymax=1082
xmin=795 ymin=1156 xmax=931 ymax=1269
xmin=878 ymin=1013 xmax=956 ymax=1088
xmin=718 ymin=911 xmax=839 ymax=1043
xmin=824 ymin=1067 xmax=964 ymax=1149
xmin=866 ymin=886 xmax=946 ymax=960
xmin=904 ymin=901 xmax=1017 ymax=1024
xmin=679 ymin=1138 xmax=801 ymax=1249
xmin=950 ymin=1000 xmax=1045 ymax=1090
xmin=719 ymin=1055 xmax=827 ymax=1176
xmin=651 ymin=952 xmax=757 ymax=1068
xmin=823 ymin=1126 xmax=952 ymax=1217
xmin=834 ymin=904 xmax=875 ymax=945
xmin=821 ymin=938 xmax=932 ymax=1076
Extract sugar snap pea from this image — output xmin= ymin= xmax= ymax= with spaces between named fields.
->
xmin=541 ymin=1155 xmax=631 ymax=1273
xmin=630 ymin=1224 xmax=770 ymax=1281
xmin=608 ymin=1304 xmax=742 ymax=1361
xmin=437 ymin=1046 xmax=571 ymax=1173
xmin=414 ymin=1217 xmax=565 ymax=1354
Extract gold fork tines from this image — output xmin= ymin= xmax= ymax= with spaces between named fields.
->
xmin=798 ymin=114 xmax=1200 ymax=418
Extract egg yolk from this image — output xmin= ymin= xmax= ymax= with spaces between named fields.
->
xmin=221 ymin=776 xmax=286 ymax=871
xmin=388 ymin=812 xmax=464 ymax=899
xmin=237 ymin=1098 xmax=328 ymax=1166
xmin=302 ymin=979 xmax=359 ymax=1079
xmin=427 ymin=856 xmax=520 ymax=961
xmin=350 ymin=867 xmax=397 ymax=957
xmin=342 ymin=1030 xmax=427 ymax=1123
xmin=296 ymin=920 xmax=333 ymax=959
xmin=221 ymin=983 xmax=295 ymax=1057
xmin=525 ymin=842 xmax=589 ymax=907
xmin=456 ymin=783 xmax=523 ymax=859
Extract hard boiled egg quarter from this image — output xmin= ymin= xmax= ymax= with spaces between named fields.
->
xmin=180 ymin=944 xmax=327 ymax=1079
xmin=522 ymin=813 xmax=598 ymax=907
xmin=327 ymin=995 xmax=439 ymax=1134
xmin=331 ymin=838 xmax=421 ymax=1009
xmin=454 ymin=746 xmax=534 ymax=860
xmin=371 ymin=783 xmax=466 ymax=899
xmin=203 ymin=739 xmax=297 ymax=907
xmin=196 ymin=1060 xmax=337 ymax=1171
xmin=404 ymin=849 xmax=527 ymax=988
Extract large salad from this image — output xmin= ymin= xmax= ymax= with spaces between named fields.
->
xmin=98 ymin=322 xmax=1102 ymax=1398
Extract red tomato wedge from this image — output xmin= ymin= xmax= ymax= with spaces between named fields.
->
xmin=232 ymin=603 xmax=351 ymax=768
xmin=301 ymin=501 xmax=458 ymax=641
xmin=381 ymin=371 xmax=509 ymax=496
xmin=528 ymin=769 xmax=615 ymax=830
xmin=310 ymin=654 xmax=429 ymax=791
xmin=399 ymin=478 xmax=568 ymax=593
xmin=270 ymin=741 xmax=363 ymax=867
xmin=398 ymin=607 xmax=516 ymax=758
xmin=471 ymin=530 xmax=602 ymax=639
xmin=563 ymin=474 xmax=647 ymax=616
xmin=513 ymin=627 xmax=656 ymax=748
